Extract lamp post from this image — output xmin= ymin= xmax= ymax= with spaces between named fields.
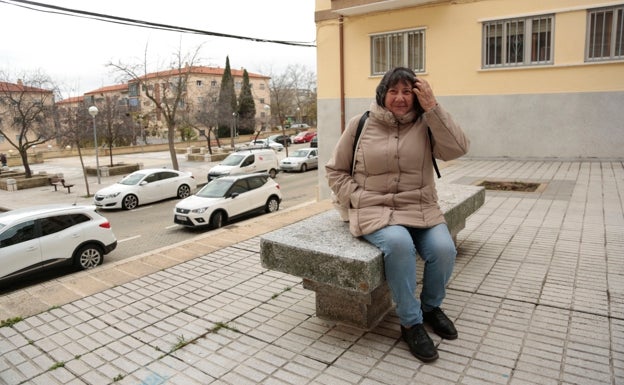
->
xmin=296 ymin=107 xmax=301 ymax=124
xmin=231 ymin=112 xmax=237 ymax=149
xmin=264 ymin=104 xmax=270 ymax=131
xmin=88 ymin=106 xmax=101 ymax=184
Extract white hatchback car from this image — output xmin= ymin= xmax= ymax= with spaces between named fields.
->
xmin=174 ymin=173 xmax=283 ymax=229
xmin=0 ymin=204 xmax=117 ymax=283
xmin=94 ymin=168 xmax=197 ymax=210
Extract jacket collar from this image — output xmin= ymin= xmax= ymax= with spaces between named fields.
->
xmin=370 ymin=103 xmax=417 ymax=126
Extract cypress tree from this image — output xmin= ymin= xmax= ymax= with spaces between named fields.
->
xmin=237 ymin=69 xmax=256 ymax=135
xmin=217 ymin=56 xmax=236 ymax=138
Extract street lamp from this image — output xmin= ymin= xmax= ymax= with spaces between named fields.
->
xmin=296 ymin=107 xmax=301 ymax=124
xmin=231 ymin=112 xmax=237 ymax=149
xmin=264 ymin=104 xmax=270 ymax=131
xmin=88 ymin=105 xmax=101 ymax=184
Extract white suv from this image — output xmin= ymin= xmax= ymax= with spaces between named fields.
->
xmin=174 ymin=173 xmax=283 ymax=228
xmin=0 ymin=204 xmax=117 ymax=283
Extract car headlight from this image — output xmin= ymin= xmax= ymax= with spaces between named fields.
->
xmin=191 ymin=207 xmax=210 ymax=214
xmin=103 ymin=192 xmax=121 ymax=199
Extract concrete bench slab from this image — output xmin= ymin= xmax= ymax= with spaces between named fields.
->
xmin=260 ymin=183 xmax=485 ymax=329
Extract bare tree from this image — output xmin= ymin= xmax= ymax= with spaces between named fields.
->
xmin=266 ymin=68 xmax=297 ymax=156
xmin=56 ymin=101 xmax=94 ymax=196
xmin=264 ymin=64 xmax=317 ymax=130
xmin=108 ymin=44 xmax=203 ymax=170
xmin=185 ymin=86 xmax=221 ymax=155
xmin=0 ymin=70 xmax=58 ymax=178
xmin=94 ymin=94 xmax=133 ymax=166
xmin=287 ymin=64 xmax=317 ymax=126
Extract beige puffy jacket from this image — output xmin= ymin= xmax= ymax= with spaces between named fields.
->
xmin=326 ymin=102 xmax=470 ymax=237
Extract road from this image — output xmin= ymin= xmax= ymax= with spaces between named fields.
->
xmin=84 ymin=168 xmax=318 ymax=264
xmin=0 ymin=145 xmax=320 ymax=293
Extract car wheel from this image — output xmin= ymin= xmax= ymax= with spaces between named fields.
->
xmin=210 ymin=211 xmax=226 ymax=228
xmin=265 ymin=196 xmax=280 ymax=213
xmin=177 ymin=184 xmax=191 ymax=199
xmin=73 ymin=244 xmax=103 ymax=270
xmin=300 ymin=164 xmax=308 ymax=172
xmin=122 ymin=194 xmax=139 ymax=210
xmin=268 ymin=168 xmax=277 ymax=178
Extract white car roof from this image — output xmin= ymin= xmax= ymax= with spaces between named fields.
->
xmin=128 ymin=168 xmax=186 ymax=174
xmin=0 ymin=204 xmax=98 ymax=224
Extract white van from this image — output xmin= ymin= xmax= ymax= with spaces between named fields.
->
xmin=207 ymin=149 xmax=279 ymax=182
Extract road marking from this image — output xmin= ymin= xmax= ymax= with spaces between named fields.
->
xmin=131 ymin=205 xmax=153 ymax=212
xmin=165 ymin=224 xmax=179 ymax=229
xmin=119 ymin=235 xmax=141 ymax=243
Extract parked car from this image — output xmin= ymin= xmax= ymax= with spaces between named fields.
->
xmin=310 ymin=135 xmax=318 ymax=148
xmin=248 ymin=139 xmax=284 ymax=152
xmin=174 ymin=173 xmax=283 ymax=229
xmin=0 ymin=204 xmax=117 ymax=283
xmin=292 ymin=131 xmax=317 ymax=144
xmin=267 ymin=134 xmax=292 ymax=146
xmin=207 ymin=149 xmax=279 ymax=181
xmin=279 ymin=148 xmax=318 ymax=172
xmin=94 ymin=168 xmax=197 ymax=210
xmin=291 ymin=123 xmax=310 ymax=130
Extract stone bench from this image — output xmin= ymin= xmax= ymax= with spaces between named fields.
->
xmin=260 ymin=183 xmax=485 ymax=330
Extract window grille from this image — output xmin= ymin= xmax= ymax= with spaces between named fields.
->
xmin=371 ymin=29 xmax=425 ymax=75
xmin=587 ymin=6 xmax=624 ymax=61
xmin=483 ymin=15 xmax=553 ymax=67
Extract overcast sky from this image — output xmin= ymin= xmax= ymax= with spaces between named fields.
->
xmin=0 ymin=0 xmax=317 ymax=96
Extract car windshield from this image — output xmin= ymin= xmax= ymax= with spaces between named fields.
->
xmin=220 ymin=154 xmax=245 ymax=166
xmin=119 ymin=173 xmax=146 ymax=185
xmin=196 ymin=179 xmax=234 ymax=198
xmin=291 ymin=150 xmax=309 ymax=158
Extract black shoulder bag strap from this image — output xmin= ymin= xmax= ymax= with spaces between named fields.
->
xmin=350 ymin=111 xmax=370 ymax=175
xmin=351 ymin=111 xmax=441 ymax=178
xmin=428 ymin=128 xmax=442 ymax=179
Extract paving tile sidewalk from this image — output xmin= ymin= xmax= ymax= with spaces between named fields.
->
xmin=1 ymin=159 xmax=623 ymax=385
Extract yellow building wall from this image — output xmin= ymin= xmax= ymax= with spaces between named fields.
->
xmin=314 ymin=0 xmax=624 ymax=188
xmin=317 ymin=0 xmax=624 ymax=98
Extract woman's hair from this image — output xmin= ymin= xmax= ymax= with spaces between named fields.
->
xmin=375 ymin=67 xmax=425 ymax=116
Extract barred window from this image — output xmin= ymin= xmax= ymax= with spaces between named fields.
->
xmin=371 ymin=29 xmax=425 ymax=75
xmin=483 ymin=15 xmax=553 ymax=67
xmin=587 ymin=6 xmax=624 ymax=61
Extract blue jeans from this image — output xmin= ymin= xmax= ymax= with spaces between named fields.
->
xmin=362 ymin=223 xmax=456 ymax=327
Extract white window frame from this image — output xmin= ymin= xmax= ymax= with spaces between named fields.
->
xmin=586 ymin=5 xmax=624 ymax=61
xmin=370 ymin=28 xmax=426 ymax=76
xmin=482 ymin=14 xmax=554 ymax=68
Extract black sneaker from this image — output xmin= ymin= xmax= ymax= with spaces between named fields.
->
xmin=422 ymin=307 xmax=458 ymax=340
xmin=400 ymin=324 xmax=439 ymax=362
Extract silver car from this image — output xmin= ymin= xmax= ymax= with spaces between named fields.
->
xmin=279 ymin=148 xmax=318 ymax=172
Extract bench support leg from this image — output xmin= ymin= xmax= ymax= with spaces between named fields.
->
xmin=303 ymin=279 xmax=393 ymax=330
